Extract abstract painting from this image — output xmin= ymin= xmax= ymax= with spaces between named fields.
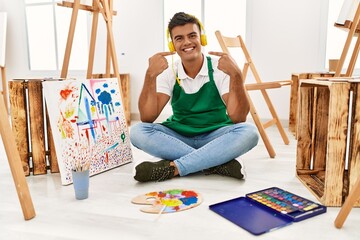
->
xmin=43 ymin=78 xmax=132 ymax=185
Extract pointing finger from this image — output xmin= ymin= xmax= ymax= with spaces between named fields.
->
xmin=158 ymin=51 xmax=176 ymax=56
xmin=208 ymin=51 xmax=227 ymax=57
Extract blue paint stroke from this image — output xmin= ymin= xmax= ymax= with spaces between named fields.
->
xmin=84 ymin=96 xmax=96 ymax=142
xmin=97 ymin=102 xmax=102 ymax=114
xmin=103 ymin=104 xmax=109 ymax=123
xmin=101 ymin=142 xmax=119 ymax=154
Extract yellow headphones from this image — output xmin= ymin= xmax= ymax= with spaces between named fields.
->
xmin=166 ymin=18 xmax=207 ymax=52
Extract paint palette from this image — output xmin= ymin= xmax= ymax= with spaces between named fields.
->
xmin=209 ymin=187 xmax=327 ymax=235
xmin=131 ymin=189 xmax=202 ymax=214
xmin=246 ymin=187 xmax=322 ymax=216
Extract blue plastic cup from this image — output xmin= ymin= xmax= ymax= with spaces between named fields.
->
xmin=72 ymin=170 xmax=89 ymax=200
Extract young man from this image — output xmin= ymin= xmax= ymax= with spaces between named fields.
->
xmin=130 ymin=12 xmax=259 ymax=182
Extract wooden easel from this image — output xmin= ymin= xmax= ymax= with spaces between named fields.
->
xmin=334 ymin=3 xmax=360 ymax=77
xmin=0 ymin=92 xmax=35 ymax=220
xmin=58 ymin=0 xmax=124 ymax=102
xmin=334 ymin=176 xmax=360 ymax=228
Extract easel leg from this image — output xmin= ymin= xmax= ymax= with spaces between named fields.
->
xmin=346 ymin=34 xmax=360 ymax=76
xmin=334 ymin=176 xmax=360 ymax=228
xmin=105 ymin=0 xmax=113 ymax=77
xmin=0 ymin=93 xmax=35 ymax=220
xmin=87 ymin=0 xmax=99 ymax=79
xmin=60 ymin=0 xmax=80 ymax=79
xmin=335 ymin=4 xmax=360 ymax=77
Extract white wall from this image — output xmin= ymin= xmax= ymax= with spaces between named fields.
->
xmin=245 ymin=0 xmax=329 ymax=122
xmin=0 ymin=0 xmax=330 ymax=122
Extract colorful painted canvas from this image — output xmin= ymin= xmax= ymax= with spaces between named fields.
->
xmin=43 ymin=78 xmax=132 ymax=185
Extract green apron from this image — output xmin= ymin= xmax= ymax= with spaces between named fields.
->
xmin=162 ymin=56 xmax=233 ymax=136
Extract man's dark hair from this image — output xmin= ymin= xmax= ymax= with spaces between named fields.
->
xmin=168 ymin=12 xmax=201 ymax=37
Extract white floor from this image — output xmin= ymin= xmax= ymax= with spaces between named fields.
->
xmin=1 ymin=123 xmax=360 ymax=240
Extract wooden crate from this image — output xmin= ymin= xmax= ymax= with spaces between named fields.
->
xmin=289 ymin=72 xmax=335 ymax=136
xmin=296 ymin=79 xmax=360 ymax=207
xmin=9 ymin=79 xmax=59 ymax=176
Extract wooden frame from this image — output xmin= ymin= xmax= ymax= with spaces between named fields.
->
xmin=215 ymin=30 xmax=291 ymax=158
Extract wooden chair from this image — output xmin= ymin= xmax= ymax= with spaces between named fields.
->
xmin=215 ymin=30 xmax=291 ymax=158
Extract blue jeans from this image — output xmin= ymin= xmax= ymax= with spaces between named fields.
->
xmin=130 ymin=122 xmax=259 ymax=176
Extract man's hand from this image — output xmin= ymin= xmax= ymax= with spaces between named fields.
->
xmin=147 ymin=52 xmax=175 ymax=78
xmin=208 ymin=51 xmax=248 ymax=122
xmin=208 ymin=51 xmax=242 ymax=81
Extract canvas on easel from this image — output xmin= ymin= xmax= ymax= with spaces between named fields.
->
xmin=43 ymin=78 xmax=132 ymax=185
xmin=336 ymin=0 xmax=359 ymax=25
xmin=333 ymin=0 xmax=360 ymax=76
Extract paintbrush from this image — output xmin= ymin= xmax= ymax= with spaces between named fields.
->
xmin=154 ymin=205 xmax=166 ymax=222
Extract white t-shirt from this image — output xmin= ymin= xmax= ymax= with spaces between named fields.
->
xmin=156 ymin=56 xmax=230 ymax=97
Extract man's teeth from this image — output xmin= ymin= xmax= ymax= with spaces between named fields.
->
xmin=184 ymin=47 xmax=194 ymax=52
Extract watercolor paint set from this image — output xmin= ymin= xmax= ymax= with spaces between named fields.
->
xmin=209 ymin=187 xmax=327 ymax=235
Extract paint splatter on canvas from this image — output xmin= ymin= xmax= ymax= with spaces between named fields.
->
xmin=43 ymin=78 xmax=132 ymax=185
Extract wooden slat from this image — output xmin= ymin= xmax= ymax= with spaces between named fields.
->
xmin=297 ymin=174 xmax=324 ymax=202
xmin=9 ymin=80 xmax=30 ymax=175
xmin=296 ymin=84 xmax=313 ymax=169
xmin=312 ymin=87 xmax=329 ymax=170
xmin=322 ymin=82 xmax=350 ymax=206
xmin=289 ymin=73 xmax=307 ymax=135
xmin=27 ymin=80 xmax=47 ymax=175
xmin=348 ymin=83 xmax=360 ymax=206
xmin=119 ymin=74 xmax=130 ymax=126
